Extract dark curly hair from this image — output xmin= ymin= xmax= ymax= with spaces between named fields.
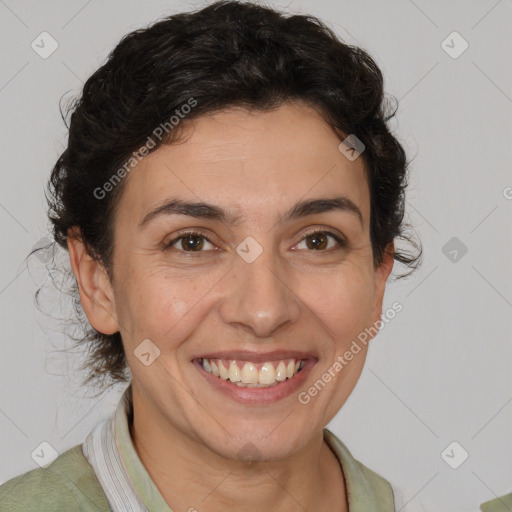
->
xmin=29 ymin=0 xmax=422 ymax=394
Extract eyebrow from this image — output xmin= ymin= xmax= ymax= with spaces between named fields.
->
xmin=138 ymin=194 xmax=363 ymax=230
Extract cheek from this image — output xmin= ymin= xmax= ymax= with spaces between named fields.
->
xmin=300 ymin=266 xmax=374 ymax=346
xmin=118 ymin=266 xmax=216 ymax=347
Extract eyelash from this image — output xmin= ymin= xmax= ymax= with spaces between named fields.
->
xmin=163 ymin=228 xmax=346 ymax=254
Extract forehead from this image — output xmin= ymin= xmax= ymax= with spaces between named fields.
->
xmin=117 ymin=102 xmax=369 ymax=228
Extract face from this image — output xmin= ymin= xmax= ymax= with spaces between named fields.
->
xmin=72 ymin=101 xmax=393 ymax=462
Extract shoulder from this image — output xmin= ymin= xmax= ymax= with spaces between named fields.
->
xmin=323 ymin=428 xmax=395 ymax=509
xmin=323 ymin=429 xmax=392 ymax=490
xmin=0 ymin=444 xmax=111 ymax=512
xmin=480 ymin=492 xmax=512 ymax=512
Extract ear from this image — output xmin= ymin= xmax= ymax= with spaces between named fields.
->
xmin=67 ymin=227 xmax=119 ymax=335
xmin=369 ymin=241 xmax=395 ymax=335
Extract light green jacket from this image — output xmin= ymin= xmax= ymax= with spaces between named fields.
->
xmin=0 ymin=429 xmax=395 ymax=511
xmin=480 ymin=493 xmax=512 ymax=512
xmin=2 ymin=428 xmax=508 ymax=511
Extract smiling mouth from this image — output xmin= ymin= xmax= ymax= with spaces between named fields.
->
xmin=195 ymin=357 xmax=306 ymax=388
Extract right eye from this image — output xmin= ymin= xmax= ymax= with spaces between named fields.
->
xmin=163 ymin=231 xmax=216 ymax=252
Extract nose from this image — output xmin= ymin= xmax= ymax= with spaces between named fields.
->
xmin=219 ymin=246 xmax=301 ymax=339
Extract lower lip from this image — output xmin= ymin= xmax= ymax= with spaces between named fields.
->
xmin=192 ymin=358 xmax=316 ymax=405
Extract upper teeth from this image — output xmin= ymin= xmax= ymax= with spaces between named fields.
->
xmin=201 ymin=358 xmax=305 ymax=386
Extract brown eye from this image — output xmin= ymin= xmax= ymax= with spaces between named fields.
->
xmin=180 ymin=234 xmax=204 ymax=251
xmin=296 ymin=230 xmax=345 ymax=251
xmin=164 ymin=232 xmax=215 ymax=252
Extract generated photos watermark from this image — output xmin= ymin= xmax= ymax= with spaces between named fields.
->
xmin=298 ymin=301 xmax=403 ymax=405
xmin=93 ymin=97 xmax=197 ymax=200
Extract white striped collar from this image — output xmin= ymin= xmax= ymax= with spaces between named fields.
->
xmin=82 ymin=383 xmax=172 ymax=511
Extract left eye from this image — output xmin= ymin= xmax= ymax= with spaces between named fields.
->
xmin=294 ymin=230 xmax=345 ymax=251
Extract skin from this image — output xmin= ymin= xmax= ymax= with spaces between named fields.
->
xmin=68 ymin=101 xmax=394 ymax=512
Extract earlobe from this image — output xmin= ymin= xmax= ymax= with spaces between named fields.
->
xmin=66 ymin=227 xmax=119 ymax=335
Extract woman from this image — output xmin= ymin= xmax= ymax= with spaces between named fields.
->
xmin=0 ymin=1 xmax=423 ymax=510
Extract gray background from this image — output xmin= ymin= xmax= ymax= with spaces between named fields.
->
xmin=0 ymin=1 xmax=511 ymax=511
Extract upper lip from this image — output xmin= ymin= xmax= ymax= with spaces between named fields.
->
xmin=192 ymin=350 xmax=318 ymax=363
